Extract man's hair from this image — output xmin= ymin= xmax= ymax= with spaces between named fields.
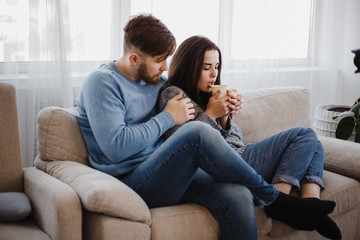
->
xmin=167 ymin=35 xmax=222 ymax=108
xmin=123 ymin=14 xmax=176 ymax=57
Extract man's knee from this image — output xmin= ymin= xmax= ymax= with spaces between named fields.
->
xmin=179 ymin=121 xmax=216 ymax=137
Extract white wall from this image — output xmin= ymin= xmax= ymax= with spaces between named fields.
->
xmin=339 ymin=0 xmax=360 ymax=105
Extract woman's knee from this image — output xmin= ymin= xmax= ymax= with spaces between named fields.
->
xmin=292 ymin=127 xmax=318 ymax=141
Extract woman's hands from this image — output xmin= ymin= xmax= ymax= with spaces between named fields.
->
xmin=228 ymin=90 xmax=243 ymax=116
xmin=205 ymin=89 xmax=243 ymax=128
xmin=205 ymin=90 xmax=230 ymax=119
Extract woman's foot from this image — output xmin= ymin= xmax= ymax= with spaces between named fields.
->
xmin=264 ymin=192 xmax=336 ymax=230
xmin=314 ymin=215 xmax=342 ymax=239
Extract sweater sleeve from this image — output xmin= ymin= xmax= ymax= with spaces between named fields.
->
xmin=159 ymin=86 xmax=223 ymax=139
xmin=158 ymin=85 xmax=246 ymax=154
xmin=79 ymin=73 xmax=174 ymax=162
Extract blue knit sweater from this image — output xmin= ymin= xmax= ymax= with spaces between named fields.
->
xmin=76 ymin=61 xmax=174 ymax=177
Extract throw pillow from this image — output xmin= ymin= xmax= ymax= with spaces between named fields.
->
xmin=0 ymin=192 xmax=32 ymax=221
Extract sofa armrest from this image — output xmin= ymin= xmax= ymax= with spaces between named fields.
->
xmin=34 ymin=157 xmax=152 ymax=225
xmin=319 ymin=136 xmax=360 ymax=181
xmin=24 ymin=167 xmax=82 ymax=240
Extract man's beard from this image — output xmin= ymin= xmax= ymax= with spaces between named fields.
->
xmin=137 ymin=62 xmax=162 ymax=85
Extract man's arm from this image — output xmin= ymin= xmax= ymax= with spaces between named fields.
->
xmin=79 ymin=74 xmax=173 ymax=162
xmin=81 ymin=75 xmax=194 ymax=162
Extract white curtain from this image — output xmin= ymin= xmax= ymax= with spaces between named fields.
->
xmin=1 ymin=0 xmax=129 ymax=167
xmin=1 ymin=0 xmax=74 ymax=167
xmin=222 ymin=0 xmax=355 ymax=117
xmin=26 ymin=0 xmax=74 ymax=166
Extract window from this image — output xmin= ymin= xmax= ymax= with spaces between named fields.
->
xmin=131 ymin=0 xmax=313 ymax=63
xmin=1 ymin=0 xmax=314 ymax=64
xmin=131 ymin=0 xmax=219 ymax=47
xmin=0 ymin=1 xmax=29 ymax=62
xmin=231 ymin=0 xmax=312 ymax=60
xmin=0 ymin=0 xmax=112 ymax=62
xmin=68 ymin=1 xmax=112 ymax=61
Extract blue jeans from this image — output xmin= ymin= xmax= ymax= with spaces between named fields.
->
xmin=242 ymin=127 xmax=325 ymax=190
xmin=123 ymin=121 xmax=278 ymax=240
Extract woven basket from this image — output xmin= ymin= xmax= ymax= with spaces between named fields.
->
xmin=313 ymin=104 xmax=355 ymax=141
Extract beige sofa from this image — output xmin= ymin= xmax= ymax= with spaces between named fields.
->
xmin=0 ymin=82 xmax=81 ymax=240
xmin=35 ymin=86 xmax=360 ymax=239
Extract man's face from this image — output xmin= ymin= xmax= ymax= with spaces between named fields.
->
xmin=137 ymin=54 xmax=169 ymax=85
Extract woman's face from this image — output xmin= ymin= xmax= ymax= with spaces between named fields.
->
xmin=197 ymin=49 xmax=219 ymax=93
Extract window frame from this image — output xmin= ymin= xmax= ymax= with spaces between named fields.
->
xmin=1 ymin=0 xmax=317 ymax=82
xmin=218 ymin=0 xmax=316 ymax=71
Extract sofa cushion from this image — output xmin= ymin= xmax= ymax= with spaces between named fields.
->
xmin=149 ymin=203 xmax=272 ymax=239
xmin=234 ymin=87 xmax=311 ymax=144
xmin=35 ymin=157 xmax=151 ymax=225
xmin=320 ymin=136 xmax=360 ymax=181
xmin=37 ymin=107 xmax=89 ymax=166
xmin=0 ymin=219 xmax=51 ymax=240
xmin=150 ymin=204 xmax=220 ymax=240
xmin=319 ymin=170 xmax=360 ymax=215
xmin=83 ymin=211 xmax=151 ymax=240
xmin=0 ymin=192 xmax=31 ymax=222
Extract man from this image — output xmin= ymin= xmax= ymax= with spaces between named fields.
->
xmin=76 ymin=14 xmax=340 ymax=240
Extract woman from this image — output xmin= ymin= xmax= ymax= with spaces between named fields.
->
xmin=158 ymin=35 xmax=341 ymax=239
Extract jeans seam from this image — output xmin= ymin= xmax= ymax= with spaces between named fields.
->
xmin=255 ymin=140 xmax=287 ymax=167
xmin=134 ymin=142 xmax=196 ymax=191
xmin=259 ymin=134 xmax=297 ymax=179
xmin=197 ymin=147 xmax=233 ymax=183
xmin=187 ymin=190 xmax=235 ymax=240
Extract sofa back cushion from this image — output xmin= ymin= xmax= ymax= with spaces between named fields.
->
xmin=36 ymin=87 xmax=311 ymax=165
xmin=0 ymin=82 xmax=23 ymax=192
xmin=37 ymin=107 xmax=89 ymax=166
xmin=233 ymin=87 xmax=311 ymax=144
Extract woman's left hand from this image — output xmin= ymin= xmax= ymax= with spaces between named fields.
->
xmin=227 ymin=90 xmax=243 ymax=116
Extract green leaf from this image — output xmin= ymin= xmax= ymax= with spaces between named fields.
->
xmin=332 ymin=111 xmax=355 ymax=120
xmin=336 ymin=117 xmax=355 ymax=140
xmin=356 ymin=124 xmax=360 ymax=143
xmin=350 ymin=102 xmax=360 ymax=118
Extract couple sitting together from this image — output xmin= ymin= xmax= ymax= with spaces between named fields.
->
xmin=76 ymin=14 xmax=342 ymax=240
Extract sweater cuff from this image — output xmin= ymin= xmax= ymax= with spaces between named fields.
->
xmin=158 ymin=110 xmax=175 ymax=129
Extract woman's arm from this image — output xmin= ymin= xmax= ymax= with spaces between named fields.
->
xmin=159 ymin=85 xmax=242 ymax=140
xmin=158 ymin=86 xmax=188 ymax=139
xmin=218 ymin=115 xmax=230 ymax=130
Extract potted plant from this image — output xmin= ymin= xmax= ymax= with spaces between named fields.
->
xmin=313 ymin=49 xmax=360 ymax=143
xmin=332 ymin=98 xmax=360 ymax=143
xmin=332 ymin=49 xmax=360 ymax=143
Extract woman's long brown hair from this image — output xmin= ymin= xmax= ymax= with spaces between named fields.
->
xmin=166 ymin=36 xmax=222 ymax=108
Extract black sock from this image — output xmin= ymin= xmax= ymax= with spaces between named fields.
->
xmin=264 ymin=192 xmax=336 ymax=230
xmin=301 ymin=197 xmax=336 ymax=215
xmin=314 ymin=215 xmax=342 ymax=239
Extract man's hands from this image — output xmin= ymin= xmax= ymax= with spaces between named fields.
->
xmin=164 ymin=92 xmax=195 ymax=125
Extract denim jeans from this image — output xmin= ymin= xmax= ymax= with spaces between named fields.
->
xmin=241 ymin=127 xmax=325 ymax=190
xmin=123 ymin=121 xmax=279 ymax=240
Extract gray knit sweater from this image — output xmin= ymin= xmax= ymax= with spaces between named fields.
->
xmin=158 ymin=85 xmax=247 ymax=155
